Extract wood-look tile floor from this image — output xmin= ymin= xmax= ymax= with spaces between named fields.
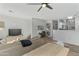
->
xmin=64 ymin=43 xmax=79 ymax=56
xmin=40 ymin=37 xmax=79 ymax=56
xmin=67 ymin=51 xmax=79 ymax=56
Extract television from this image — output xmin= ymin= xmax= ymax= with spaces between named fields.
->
xmin=8 ymin=29 xmax=22 ymax=36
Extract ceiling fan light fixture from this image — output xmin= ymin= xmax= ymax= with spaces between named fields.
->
xmin=42 ymin=4 xmax=46 ymax=7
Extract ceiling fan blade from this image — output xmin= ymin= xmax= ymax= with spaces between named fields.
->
xmin=27 ymin=3 xmax=41 ymax=5
xmin=46 ymin=4 xmax=53 ymax=9
xmin=37 ymin=6 xmax=42 ymax=12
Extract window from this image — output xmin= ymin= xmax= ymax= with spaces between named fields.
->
xmin=53 ymin=18 xmax=75 ymax=30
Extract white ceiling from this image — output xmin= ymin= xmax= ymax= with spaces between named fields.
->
xmin=0 ymin=3 xmax=79 ymax=20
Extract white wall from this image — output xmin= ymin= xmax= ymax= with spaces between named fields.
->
xmin=0 ymin=15 xmax=32 ymax=39
xmin=53 ymin=17 xmax=79 ymax=46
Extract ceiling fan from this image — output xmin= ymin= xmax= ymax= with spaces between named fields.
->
xmin=27 ymin=3 xmax=53 ymax=12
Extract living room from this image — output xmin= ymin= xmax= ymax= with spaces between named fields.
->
xmin=0 ymin=2 xmax=79 ymax=56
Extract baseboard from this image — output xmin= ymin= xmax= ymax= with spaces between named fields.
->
xmin=64 ymin=42 xmax=79 ymax=47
